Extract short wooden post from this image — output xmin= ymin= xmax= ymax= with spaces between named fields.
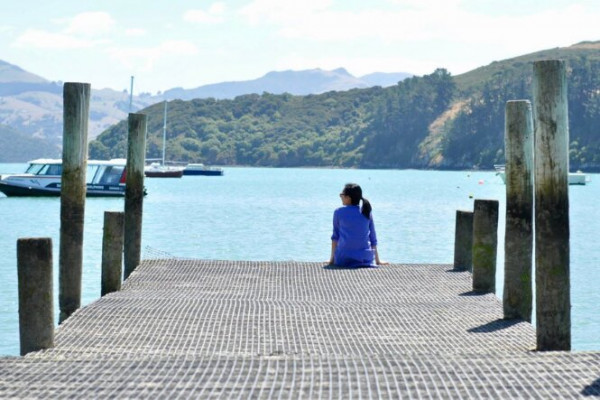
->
xmin=533 ymin=60 xmax=571 ymax=351
xmin=59 ymin=82 xmax=90 ymax=323
xmin=102 ymin=211 xmax=125 ymax=296
xmin=17 ymin=238 xmax=54 ymax=356
xmin=472 ymin=199 xmax=499 ymax=293
xmin=124 ymin=113 xmax=146 ymax=279
xmin=503 ymin=100 xmax=534 ymax=321
xmin=453 ymin=210 xmax=473 ymax=271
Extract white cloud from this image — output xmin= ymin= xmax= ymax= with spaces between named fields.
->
xmin=257 ymin=1 xmax=600 ymax=78
xmin=239 ymin=0 xmax=600 ymax=55
xmin=108 ymin=40 xmax=199 ymax=71
xmin=238 ymin=0 xmax=454 ymax=41
xmin=384 ymin=0 xmax=463 ymax=11
xmin=239 ymin=0 xmax=332 ymax=25
xmin=125 ymin=28 xmax=146 ymax=37
xmin=64 ymin=11 xmax=115 ymax=36
xmin=12 ymin=11 xmax=116 ymax=50
xmin=184 ymin=2 xmax=227 ymax=24
xmin=13 ymin=29 xmax=95 ymax=49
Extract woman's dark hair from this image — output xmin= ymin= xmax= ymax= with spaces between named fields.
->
xmin=342 ymin=183 xmax=372 ymax=219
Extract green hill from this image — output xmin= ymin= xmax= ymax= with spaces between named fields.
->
xmin=90 ymin=41 xmax=600 ymax=171
xmin=90 ymin=70 xmax=454 ymax=168
xmin=430 ymin=41 xmax=600 ymax=170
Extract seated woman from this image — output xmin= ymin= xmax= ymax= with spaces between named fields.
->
xmin=328 ymin=183 xmax=387 ymax=268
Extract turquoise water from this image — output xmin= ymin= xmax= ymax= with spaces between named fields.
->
xmin=1 ymin=164 xmax=598 ymax=355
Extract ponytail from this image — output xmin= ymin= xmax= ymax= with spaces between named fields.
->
xmin=342 ymin=183 xmax=372 ymax=219
xmin=360 ymin=197 xmax=372 ymax=219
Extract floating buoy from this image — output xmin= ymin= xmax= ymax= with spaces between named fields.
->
xmin=478 ymin=179 xmax=484 ymax=185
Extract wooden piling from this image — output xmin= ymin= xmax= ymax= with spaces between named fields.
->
xmin=472 ymin=199 xmax=499 ymax=293
xmin=533 ymin=60 xmax=571 ymax=351
xmin=102 ymin=211 xmax=125 ymax=296
xmin=59 ymin=82 xmax=90 ymax=323
xmin=453 ymin=210 xmax=473 ymax=271
xmin=17 ymin=238 xmax=54 ymax=356
xmin=124 ymin=113 xmax=146 ymax=279
xmin=503 ymin=100 xmax=534 ymax=321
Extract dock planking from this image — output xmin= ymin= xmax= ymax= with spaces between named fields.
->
xmin=1 ymin=259 xmax=599 ymax=398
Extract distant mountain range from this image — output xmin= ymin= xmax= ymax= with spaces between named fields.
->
xmin=163 ymin=68 xmax=412 ymax=100
xmin=0 ymin=60 xmax=412 ymax=162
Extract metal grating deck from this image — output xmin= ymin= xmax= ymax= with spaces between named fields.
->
xmin=1 ymin=259 xmax=598 ymax=398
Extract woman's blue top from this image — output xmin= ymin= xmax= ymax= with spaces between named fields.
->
xmin=331 ymin=205 xmax=378 ymax=267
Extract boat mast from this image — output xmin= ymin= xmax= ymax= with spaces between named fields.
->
xmin=162 ymin=100 xmax=167 ymax=166
xmin=128 ymin=76 xmax=134 ymax=112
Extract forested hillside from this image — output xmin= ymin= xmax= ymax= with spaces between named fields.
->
xmin=91 ymin=69 xmax=454 ymax=168
xmin=0 ymin=61 xmax=410 ymax=162
xmin=432 ymin=41 xmax=600 ymax=170
xmin=91 ymin=42 xmax=600 ymax=171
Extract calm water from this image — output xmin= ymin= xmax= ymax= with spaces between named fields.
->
xmin=1 ymin=165 xmax=598 ymax=355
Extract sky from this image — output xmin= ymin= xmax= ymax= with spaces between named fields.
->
xmin=1 ymin=0 xmax=600 ymax=94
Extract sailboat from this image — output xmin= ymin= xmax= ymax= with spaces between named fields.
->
xmin=145 ymin=101 xmax=184 ymax=178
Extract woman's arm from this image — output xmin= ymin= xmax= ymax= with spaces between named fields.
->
xmin=329 ymin=240 xmax=337 ymax=265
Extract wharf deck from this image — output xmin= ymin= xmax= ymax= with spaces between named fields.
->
xmin=1 ymin=259 xmax=598 ymax=398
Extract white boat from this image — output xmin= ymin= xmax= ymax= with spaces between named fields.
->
xmin=144 ymin=162 xmax=183 ymax=178
xmin=144 ymin=101 xmax=184 ymax=178
xmin=494 ymin=164 xmax=589 ymax=185
xmin=0 ymin=159 xmax=129 ymax=197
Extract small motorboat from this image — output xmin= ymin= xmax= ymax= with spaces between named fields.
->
xmin=494 ymin=164 xmax=589 ymax=185
xmin=0 ymin=159 xmax=129 ymax=197
xmin=183 ymin=163 xmax=224 ymax=176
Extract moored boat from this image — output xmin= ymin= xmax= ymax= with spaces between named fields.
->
xmin=183 ymin=163 xmax=224 ymax=176
xmin=144 ymin=162 xmax=184 ymax=178
xmin=143 ymin=101 xmax=184 ymax=179
xmin=0 ymin=159 xmax=129 ymax=197
xmin=494 ymin=164 xmax=589 ymax=185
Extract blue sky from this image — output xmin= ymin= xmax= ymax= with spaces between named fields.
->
xmin=1 ymin=0 xmax=599 ymax=94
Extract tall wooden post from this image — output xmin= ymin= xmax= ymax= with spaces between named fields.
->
xmin=59 ymin=82 xmax=90 ymax=323
xmin=472 ymin=199 xmax=499 ymax=293
xmin=503 ymin=100 xmax=534 ymax=321
xmin=453 ymin=210 xmax=473 ymax=271
xmin=124 ymin=113 xmax=146 ymax=279
xmin=102 ymin=211 xmax=125 ymax=296
xmin=17 ymin=238 xmax=54 ymax=356
xmin=533 ymin=60 xmax=571 ymax=351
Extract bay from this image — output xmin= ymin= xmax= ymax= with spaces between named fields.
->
xmin=1 ymin=164 xmax=598 ymax=355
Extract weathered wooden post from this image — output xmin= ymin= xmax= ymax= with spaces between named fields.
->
xmin=17 ymin=238 xmax=54 ymax=356
xmin=533 ymin=59 xmax=571 ymax=351
xmin=472 ymin=199 xmax=499 ymax=293
xmin=124 ymin=113 xmax=146 ymax=279
xmin=503 ymin=100 xmax=534 ymax=321
xmin=102 ymin=211 xmax=125 ymax=295
xmin=453 ymin=210 xmax=473 ymax=271
xmin=59 ymin=82 xmax=90 ymax=323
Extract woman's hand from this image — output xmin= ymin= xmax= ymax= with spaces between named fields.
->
xmin=373 ymin=246 xmax=389 ymax=266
